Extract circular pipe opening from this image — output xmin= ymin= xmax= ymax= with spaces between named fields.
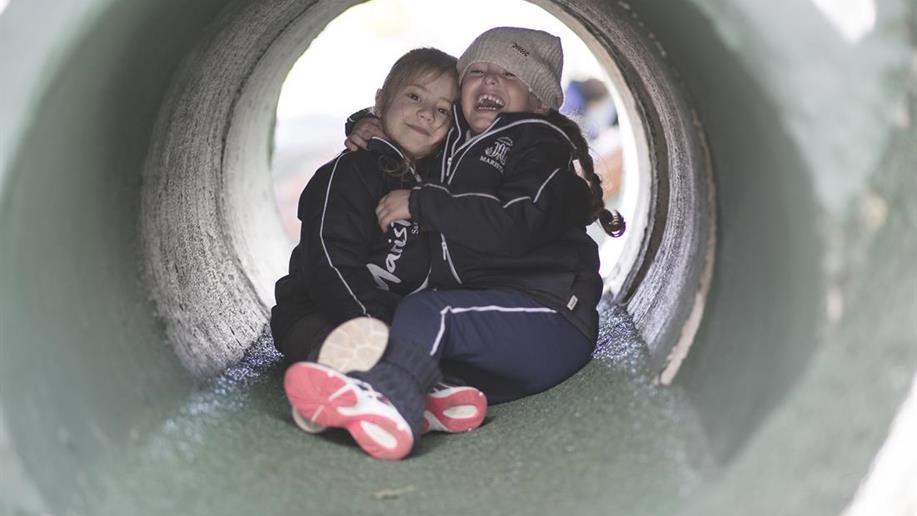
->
xmin=141 ymin=0 xmax=715 ymax=381
xmin=270 ymin=0 xmax=648 ymax=298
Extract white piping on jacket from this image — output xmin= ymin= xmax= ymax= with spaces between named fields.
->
xmin=319 ymin=151 xmax=368 ymax=316
xmin=422 ymin=168 xmax=561 ymax=209
xmin=501 ymin=168 xmax=561 ymax=207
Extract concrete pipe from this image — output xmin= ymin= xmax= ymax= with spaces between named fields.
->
xmin=1 ymin=0 xmax=914 ymax=514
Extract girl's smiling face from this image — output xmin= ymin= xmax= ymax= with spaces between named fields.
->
xmin=461 ymin=62 xmax=546 ymax=134
xmin=378 ymin=72 xmax=458 ymax=160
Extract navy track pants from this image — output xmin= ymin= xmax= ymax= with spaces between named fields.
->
xmin=389 ymin=289 xmax=595 ymax=404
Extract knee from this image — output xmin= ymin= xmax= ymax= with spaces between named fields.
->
xmin=390 ymin=292 xmax=445 ymax=337
xmin=393 ymin=292 xmax=443 ymax=321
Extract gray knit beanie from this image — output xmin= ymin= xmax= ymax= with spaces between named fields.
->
xmin=457 ymin=27 xmax=564 ymax=110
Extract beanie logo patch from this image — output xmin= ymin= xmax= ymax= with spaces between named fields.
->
xmin=511 ymin=43 xmax=530 ymax=57
xmin=481 ymin=136 xmax=513 ymax=172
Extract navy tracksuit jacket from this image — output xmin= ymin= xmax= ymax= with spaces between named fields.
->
xmin=271 ymin=138 xmax=432 ymax=360
xmin=395 ymin=107 xmax=603 ymax=403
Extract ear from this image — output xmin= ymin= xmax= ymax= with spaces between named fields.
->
xmin=374 ymin=88 xmax=385 ymax=116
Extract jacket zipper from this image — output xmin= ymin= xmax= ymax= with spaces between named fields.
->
xmin=440 ymin=235 xmax=462 ymax=285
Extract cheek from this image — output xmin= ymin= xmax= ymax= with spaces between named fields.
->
xmin=430 ymin=124 xmax=446 ymax=142
xmin=460 ymin=81 xmax=474 ymax=99
xmin=525 ymin=92 xmax=546 ymax=112
xmin=381 ymin=117 xmax=395 ymax=136
xmin=460 ymin=86 xmax=476 ymax=114
xmin=461 ymin=100 xmax=477 ymax=121
xmin=506 ymin=87 xmax=528 ymax=110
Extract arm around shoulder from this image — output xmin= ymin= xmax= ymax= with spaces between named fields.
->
xmin=410 ymin=132 xmax=586 ymax=255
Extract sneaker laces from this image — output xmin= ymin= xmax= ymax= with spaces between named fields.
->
xmin=351 ymin=376 xmax=391 ymax=404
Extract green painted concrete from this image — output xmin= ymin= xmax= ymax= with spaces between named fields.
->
xmin=0 ymin=1 xmax=228 ymax=513
xmin=37 ymin=337 xmax=712 ymax=516
xmin=1 ymin=0 xmax=915 ymax=514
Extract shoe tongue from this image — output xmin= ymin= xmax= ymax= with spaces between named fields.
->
xmin=351 ymin=365 xmax=427 ymax=440
xmin=353 ymin=378 xmax=381 ymax=396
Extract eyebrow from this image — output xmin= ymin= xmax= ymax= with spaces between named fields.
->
xmin=407 ymin=83 xmax=455 ymax=104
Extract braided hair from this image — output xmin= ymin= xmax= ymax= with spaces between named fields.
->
xmin=544 ymin=110 xmax=625 ymax=237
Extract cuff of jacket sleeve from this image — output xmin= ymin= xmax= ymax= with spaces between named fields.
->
xmin=344 ymin=107 xmax=377 ymax=136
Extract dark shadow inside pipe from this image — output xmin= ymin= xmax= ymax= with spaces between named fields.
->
xmin=636 ymin=0 xmax=823 ymax=461
xmin=0 ymin=0 xmax=831 ymax=513
xmin=0 ymin=0 xmax=231 ymax=509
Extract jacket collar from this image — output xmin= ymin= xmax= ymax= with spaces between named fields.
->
xmin=451 ymin=103 xmax=537 ymax=136
xmin=452 ymin=104 xmax=570 ymax=146
xmin=367 ymin=136 xmax=430 ymax=182
xmin=367 ymin=136 xmax=406 ymax=160
xmin=449 ymin=107 xmax=574 ymax=162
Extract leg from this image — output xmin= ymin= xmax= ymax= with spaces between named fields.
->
xmin=273 ymin=312 xmax=335 ymax=365
xmin=284 ymin=362 xmax=415 ymax=460
xmin=283 ymin=322 xmax=439 ymax=460
xmin=390 ymin=289 xmax=595 ymax=404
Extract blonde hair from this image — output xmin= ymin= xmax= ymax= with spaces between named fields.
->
xmin=374 ymin=48 xmax=458 ymax=178
xmin=376 ymin=48 xmax=458 ymax=117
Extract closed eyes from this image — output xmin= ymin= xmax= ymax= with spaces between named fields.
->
xmin=467 ymin=68 xmax=517 ymax=80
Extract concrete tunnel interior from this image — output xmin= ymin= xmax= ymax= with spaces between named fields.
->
xmin=1 ymin=0 xmax=915 ymax=515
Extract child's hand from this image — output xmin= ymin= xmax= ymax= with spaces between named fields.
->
xmin=345 ymin=117 xmax=386 ymax=151
xmin=376 ymin=190 xmax=412 ymax=231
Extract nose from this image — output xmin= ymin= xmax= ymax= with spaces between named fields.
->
xmin=483 ymin=71 xmax=498 ymax=85
xmin=417 ymin=105 xmax=434 ymax=122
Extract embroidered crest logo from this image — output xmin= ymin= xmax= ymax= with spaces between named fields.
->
xmin=480 ymin=136 xmax=513 ymax=172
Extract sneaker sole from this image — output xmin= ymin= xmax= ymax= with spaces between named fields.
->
xmin=317 ymin=317 xmax=389 ymax=373
xmin=299 ymin=318 xmax=390 ymax=435
xmin=422 ymin=387 xmax=488 ymax=434
xmin=290 ymin=406 xmax=326 ymax=434
xmin=284 ymin=362 xmax=412 ymax=460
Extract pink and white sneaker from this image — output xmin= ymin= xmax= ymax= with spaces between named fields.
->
xmin=284 ymin=362 xmax=413 ymax=461
xmin=291 ymin=317 xmax=390 ymax=435
xmin=422 ymin=383 xmax=488 ymax=434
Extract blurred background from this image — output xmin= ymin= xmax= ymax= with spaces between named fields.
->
xmin=271 ymin=0 xmax=638 ymax=280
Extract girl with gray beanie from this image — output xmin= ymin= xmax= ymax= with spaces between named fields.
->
xmin=284 ymin=27 xmax=625 ymax=460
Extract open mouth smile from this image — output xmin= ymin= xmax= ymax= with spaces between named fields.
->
xmin=475 ymin=94 xmax=505 ymax=111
